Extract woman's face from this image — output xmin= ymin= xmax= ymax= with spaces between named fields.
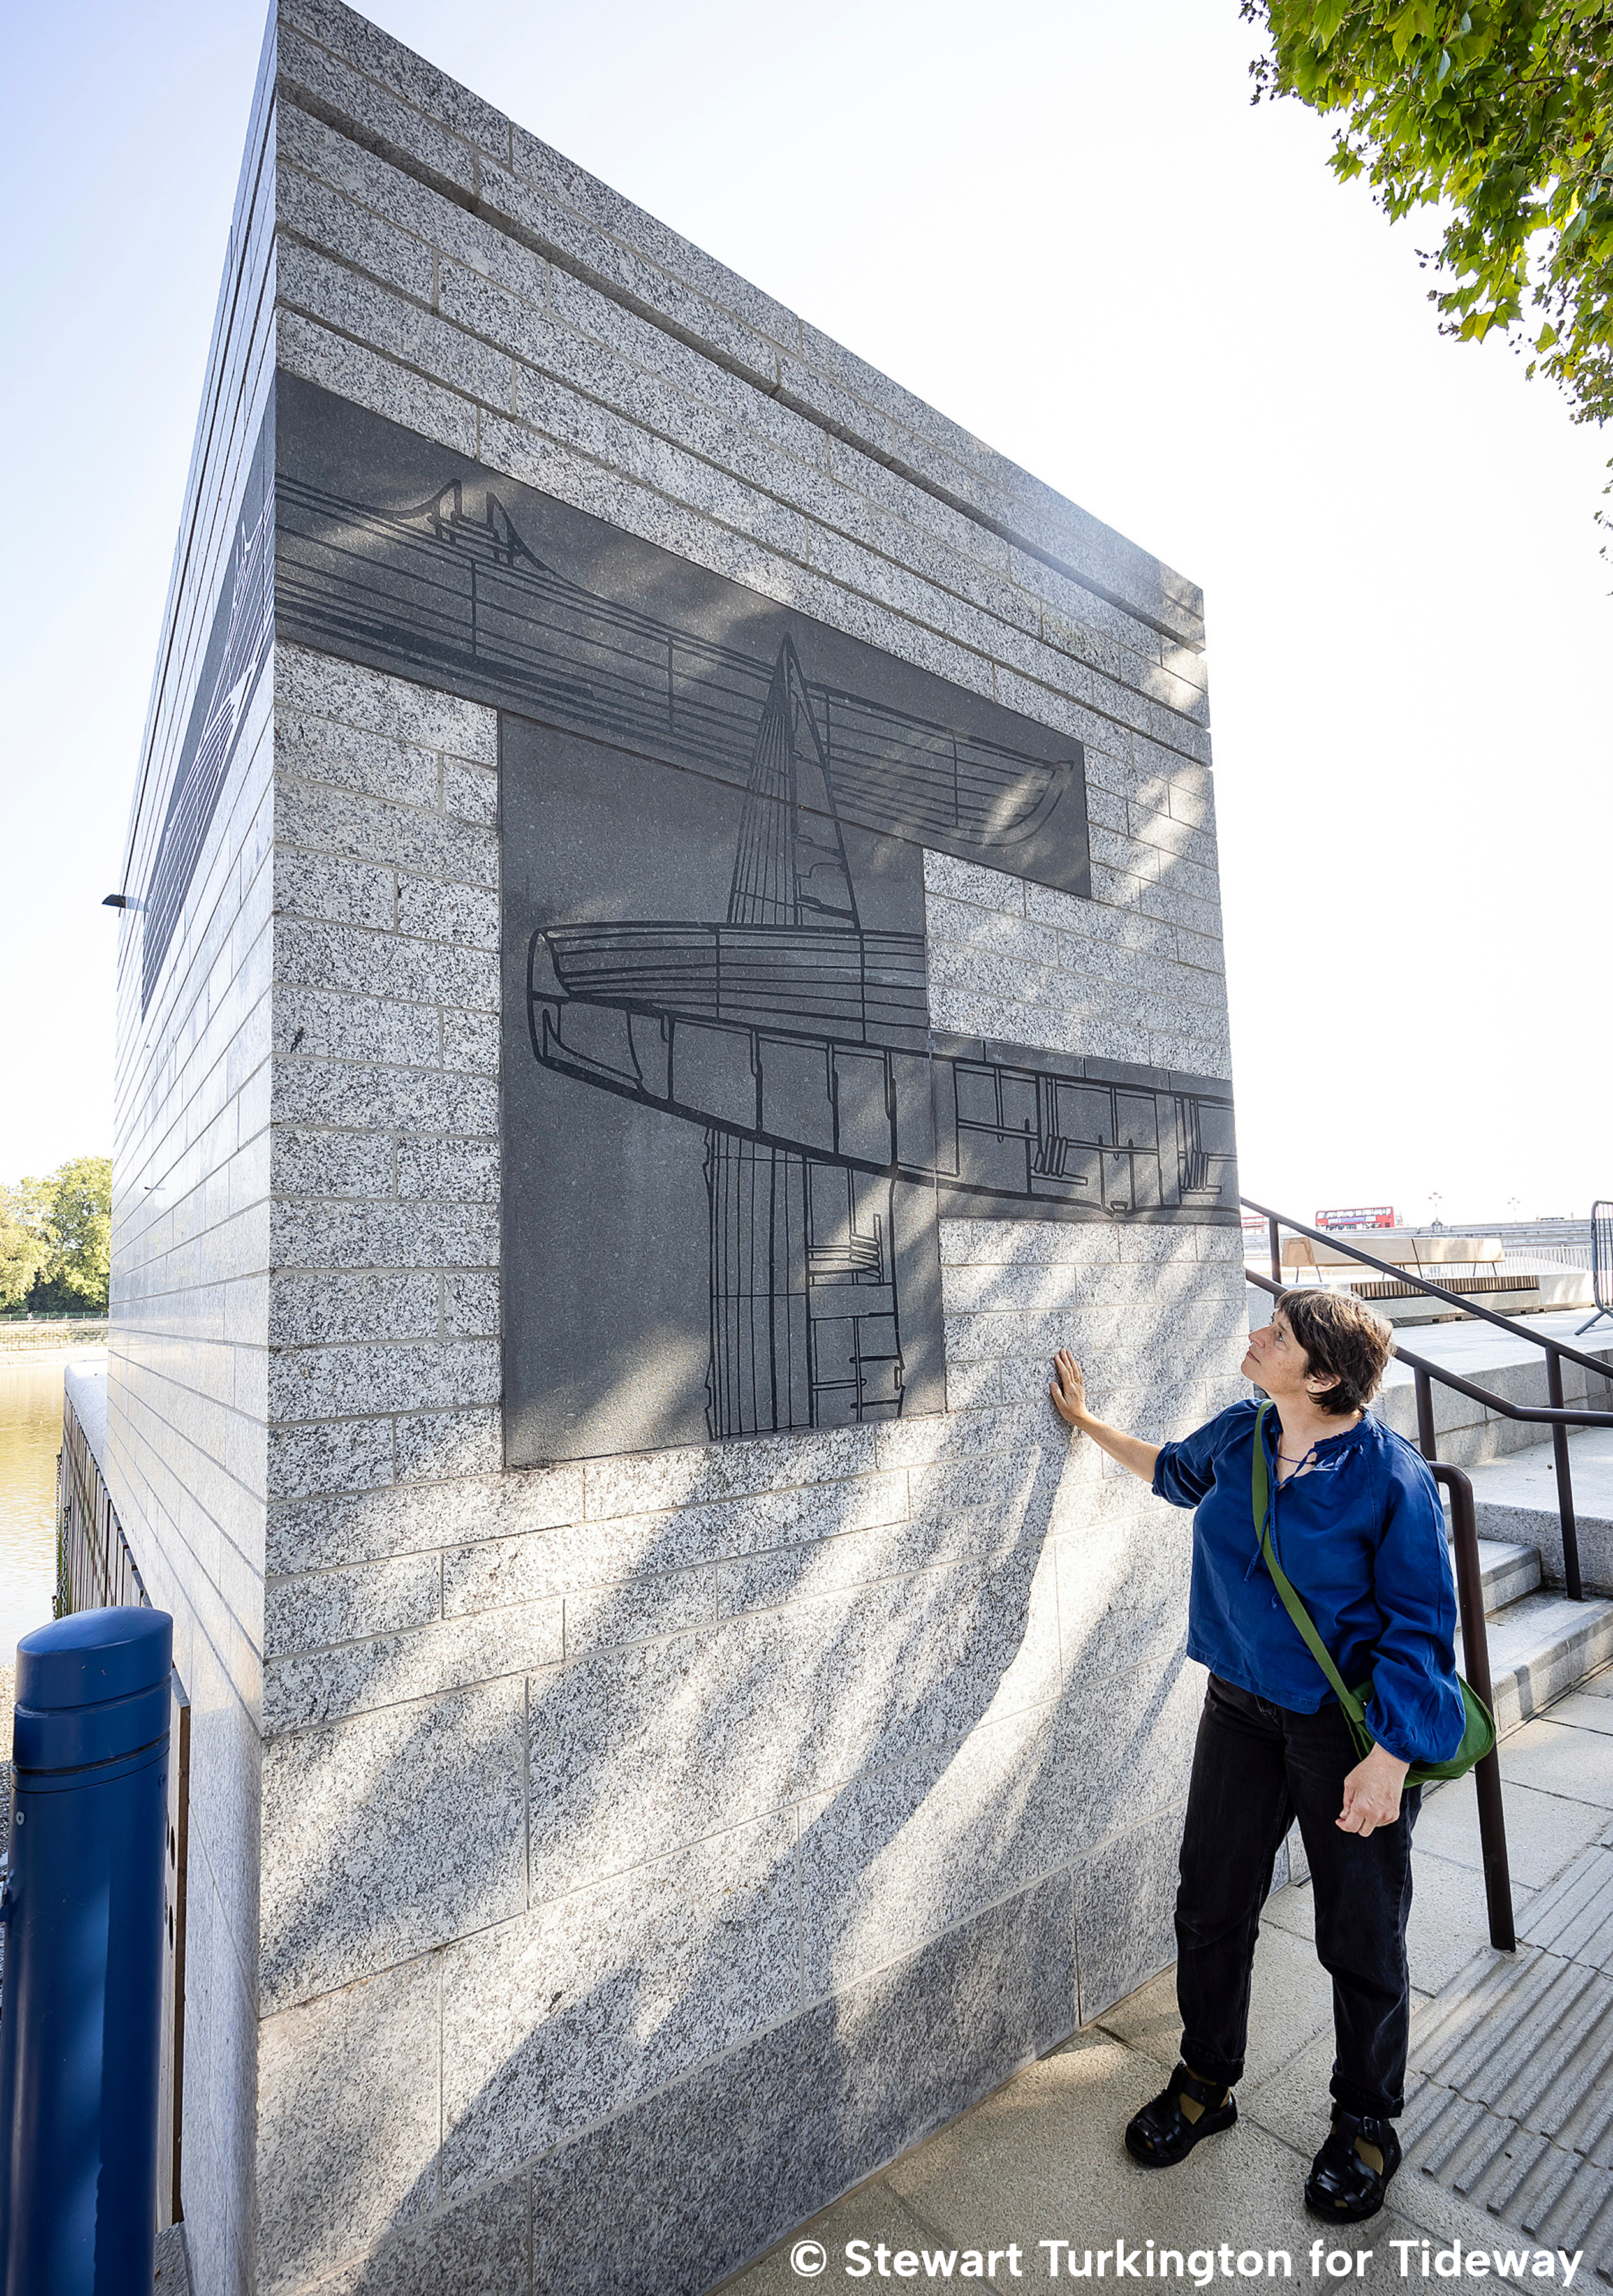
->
xmin=1242 ymin=1313 xmax=1323 ymax=1404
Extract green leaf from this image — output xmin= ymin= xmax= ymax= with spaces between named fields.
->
xmin=1245 ymin=0 xmax=1613 ymax=455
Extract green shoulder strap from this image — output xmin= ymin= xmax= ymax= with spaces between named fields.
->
xmin=1251 ymin=1401 xmax=1368 ymax=1727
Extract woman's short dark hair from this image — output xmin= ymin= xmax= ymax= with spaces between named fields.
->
xmin=1275 ymin=1288 xmax=1395 ymax=1415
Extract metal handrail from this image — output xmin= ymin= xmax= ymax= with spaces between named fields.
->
xmin=1244 ymin=1199 xmax=1613 ymax=1603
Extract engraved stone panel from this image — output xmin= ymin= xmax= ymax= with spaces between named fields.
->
xmin=274 ymin=371 xmax=1237 ymax=1469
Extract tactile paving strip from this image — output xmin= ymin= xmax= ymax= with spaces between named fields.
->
xmin=1522 ymin=1844 xmax=1613 ymax=1973
xmin=1403 ymin=1839 xmax=1613 ymax=2277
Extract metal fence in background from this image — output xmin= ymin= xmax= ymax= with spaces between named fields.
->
xmin=1396 ymin=1222 xmax=1596 ymax=1272
xmin=1580 ymin=1202 xmax=1613 ymax=1336
xmin=0 ymin=1313 xmax=112 ymax=1325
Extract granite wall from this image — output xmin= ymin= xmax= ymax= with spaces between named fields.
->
xmin=108 ymin=7 xmax=1250 ymax=2293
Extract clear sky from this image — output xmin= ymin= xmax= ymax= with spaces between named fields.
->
xmin=2 ymin=0 xmax=1607 ymax=1227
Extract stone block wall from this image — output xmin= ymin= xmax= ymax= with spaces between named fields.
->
xmin=106 ymin=25 xmax=279 ymax=2296
xmin=107 ymin=7 xmax=1250 ymax=2293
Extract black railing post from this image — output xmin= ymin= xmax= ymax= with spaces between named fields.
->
xmin=1434 ymin=1463 xmax=1515 ymax=1952
xmin=1269 ymin=1216 xmax=1282 ymax=1289
xmin=1414 ymin=1366 xmax=1438 ymax=1464
xmin=1544 ymin=1345 xmax=1583 ymax=1600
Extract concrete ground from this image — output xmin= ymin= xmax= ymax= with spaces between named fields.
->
xmin=724 ymin=1670 xmax=1613 ymax=2296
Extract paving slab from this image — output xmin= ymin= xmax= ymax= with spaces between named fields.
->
xmin=1255 ymin=1851 xmax=1522 ymax=1997
xmin=1258 ymin=1876 xmax=1313 ymax=1944
xmin=1099 ymin=1924 xmax=1334 ymax=2092
xmin=1378 ymin=1311 xmax=1613 ymax=1388
xmin=726 ymin=2021 xmax=1549 ymax=2296
xmin=1408 ymin=1851 xmax=1533 ymax=1994
xmin=722 ymin=2170 xmax=941 ymax=2295
xmin=736 ymin=2024 xmax=1446 ymax=2294
xmin=1494 ymin=1717 xmax=1613 ymax=1809
xmin=1411 ymin=1773 xmax=1607 ymax=1889
xmin=1236 ymin=2026 xmax=1587 ymax=2278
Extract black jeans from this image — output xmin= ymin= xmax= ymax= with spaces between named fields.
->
xmin=1174 ymin=1673 xmax=1421 ymax=2119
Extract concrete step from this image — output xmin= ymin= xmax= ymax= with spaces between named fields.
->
xmin=1467 ymin=1534 xmax=1541 ymax=1614
xmin=1462 ymin=1585 xmax=1613 ymax=1737
xmin=1370 ymin=1308 xmax=1613 ymax=1481
xmin=1462 ymin=1422 xmax=1613 ymax=1594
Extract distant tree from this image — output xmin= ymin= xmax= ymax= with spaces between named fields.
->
xmin=41 ymin=1156 xmax=114 ymax=1311
xmin=0 ymin=1179 xmax=54 ymax=1313
xmin=0 ymin=1157 xmax=113 ymax=1316
xmin=1244 ymin=4 xmax=1613 ymax=487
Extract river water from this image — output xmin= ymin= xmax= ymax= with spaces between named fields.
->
xmin=0 ymin=1354 xmax=81 ymax=1663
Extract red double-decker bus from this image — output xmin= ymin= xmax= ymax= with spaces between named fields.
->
xmin=1315 ymin=1205 xmax=1396 ymax=1232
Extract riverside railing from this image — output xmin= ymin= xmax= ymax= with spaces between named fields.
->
xmin=55 ymin=1388 xmax=144 ymax=1616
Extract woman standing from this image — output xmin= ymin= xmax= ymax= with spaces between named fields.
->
xmin=1049 ymin=1288 xmax=1465 ymax=2223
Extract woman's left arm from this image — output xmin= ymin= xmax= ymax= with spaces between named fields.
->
xmin=1360 ymin=1446 xmax=1467 ymax=1778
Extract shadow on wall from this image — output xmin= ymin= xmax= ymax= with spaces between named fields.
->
xmin=251 ymin=1321 xmax=1237 ymax=2296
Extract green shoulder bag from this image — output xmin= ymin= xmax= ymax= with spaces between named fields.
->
xmin=1249 ymin=1401 xmax=1495 ymax=1788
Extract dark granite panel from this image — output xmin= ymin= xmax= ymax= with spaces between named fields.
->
xmin=501 ymin=716 xmax=946 ymax=1466
xmin=526 ymin=1871 xmax=1075 ymax=2296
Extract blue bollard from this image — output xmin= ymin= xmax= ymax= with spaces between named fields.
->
xmin=0 ymin=1607 xmax=173 ymax=2296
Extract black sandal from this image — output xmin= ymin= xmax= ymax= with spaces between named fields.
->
xmin=1124 ymin=2063 xmax=1237 ymax=2168
xmin=1304 ymin=2112 xmax=1402 ymax=2221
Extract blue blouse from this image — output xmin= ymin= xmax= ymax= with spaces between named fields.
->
xmin=1151 ymin=1399 xmax=1466 ymax=1765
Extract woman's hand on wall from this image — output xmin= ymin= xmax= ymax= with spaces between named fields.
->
xmin=1049 ymin=1349 xmax=1090 ymax=1429
xmin=1336 ymin=1744 xmax=1410 ymax=1836
xmin=1048 ymin=1350 xmax=1164 ymax=1483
